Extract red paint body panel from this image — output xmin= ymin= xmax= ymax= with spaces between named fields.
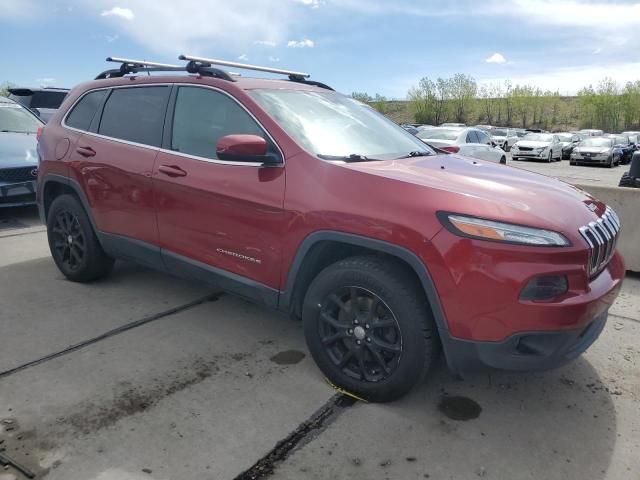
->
xmin=37 ymin=73 xmax=625 ymax=350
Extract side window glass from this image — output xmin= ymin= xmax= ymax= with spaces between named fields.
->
xmin=98 ymin=86 xmax=170 ymax=147
xmin=480 ymin=132 xmax=491 ymax=144
xmin=466 ymin=131 xmax=477 ymax=143
xmin=65 ymin=90 xmax=108 ymax=131
xmin=171 ymin=86 xmax=266 ymax=160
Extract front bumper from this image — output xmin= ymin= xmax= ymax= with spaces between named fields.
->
xmin=571 ymin=155 xmax=609 ymax=164
xmin=511 ymin=150 xmax=547 ymax=160
xmin=0 ymin=180 xmax=37 ymax=207
xmin=442 ymin=310 xmax=608 ymax=375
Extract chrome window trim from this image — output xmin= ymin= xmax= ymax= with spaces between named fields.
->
xmin=61 ymin=82 xmax=284 ymax=168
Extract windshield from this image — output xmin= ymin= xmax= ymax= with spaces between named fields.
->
xmin=580 ymin=138 xmax=612 ymax=148
xmin=523 ymin=133 xmax=553 ymax=142
xmin=249 ymin=89 xmax=435 ymax=159
xmin=492 ymin=129 xmax=507 ymax=137
xmin=0 ymin=103 xmax=42 ymax=133
xmin=417 ymin=128 xmax=460 ymax=140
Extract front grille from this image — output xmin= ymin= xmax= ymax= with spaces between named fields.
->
xmin=0 ymin=167 xmax=38 ymax=183
xmin=519 ymin=147 xmax=533 ymax=151
xmin=579 ymin=206 xmax=621 ymax=277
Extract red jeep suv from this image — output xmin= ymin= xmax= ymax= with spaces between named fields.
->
xmin=36 ymin=57 xmax=625 ymax=402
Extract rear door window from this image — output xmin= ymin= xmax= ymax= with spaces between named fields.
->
xmin=98 ymin=86 xmax=171 ymax=147
xmin=466 ymin=131 xmax=478 ymax=143
xmin=170 ymin=86 xmax=266 ymax=160
xmin=65 ymin=90 xmax=108 ymax=131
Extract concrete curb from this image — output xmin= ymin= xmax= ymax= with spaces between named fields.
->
xmin=574 ymin=183 xmax=639 ymax=273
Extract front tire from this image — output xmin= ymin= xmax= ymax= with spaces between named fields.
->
xmin=47 ymin=194 xmax=114 ymax=282
xmin=547 ymin=150 xmax=553 ymax=163
xmin=302 ymin=256 xmax=439 ymax=403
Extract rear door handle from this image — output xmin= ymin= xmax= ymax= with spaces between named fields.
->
xmin=158 ymin=164 xmax=187 ymax=177
xmin=76 ymin=146 xmax=96 ymax=158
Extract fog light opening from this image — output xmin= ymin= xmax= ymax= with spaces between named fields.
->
xmin=520 ymin=275 xmax=568 ymax=302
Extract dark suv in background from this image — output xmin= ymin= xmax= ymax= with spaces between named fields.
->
xmin=8 ymin=87 xmax=69 ymax=123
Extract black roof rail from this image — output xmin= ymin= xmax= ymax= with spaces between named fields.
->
xmin=95 ymin=57 xmax=234 ymax=81
xmin=178 ymin=55 xmax=333 ymax=90
xmin=95 ymin=56 xmax=332 ymax=90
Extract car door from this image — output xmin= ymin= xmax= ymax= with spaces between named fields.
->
xmin=474 ymin=130 xmax=501 ymax=162
xmin=67 ymin=85 xmax=170 ymax=250
xmin=153 ymin=85 xmax=286 ymax=302
xmin=459 ymin=130 xmax=480 ymax=158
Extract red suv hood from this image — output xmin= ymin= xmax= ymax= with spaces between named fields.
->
xmin=344 ymin=153 xmax=605 ymax=237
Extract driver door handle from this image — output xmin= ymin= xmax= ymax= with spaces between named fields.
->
xmin=76 ymin=146 xmax=96 ymax=158
xmin=158 ymin=164 xmax=187 ymax=177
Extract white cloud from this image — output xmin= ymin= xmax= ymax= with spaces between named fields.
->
xmin=237 ymin=54 xmax=249 ymax=61
xmin=593 ymin=47 xmax=602 ymax=54
xmin=268 ymin=56 xmax=280 ymax=62
xmin=485 ymin=53 xmax=506 ymax=64
xmin=479 ymin=61 xmax=640 ymax=95
xmin=287 ymin=38 xmax=314 ymax=48
xmin=101 ymin=6 xmax=135 ymax=21
xmin=36 ymin=77 xmax=56 ymax=87
xmin=105 ymin=34 xmax=119 ymax=43
xmin=294 ymin=0 xmax=322 ymax=8
xmin=254 ymin=40 xmax=277 ymax=47
xmin=0 ymin=0 xmax=37 ymax=20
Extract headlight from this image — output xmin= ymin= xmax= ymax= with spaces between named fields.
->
xmin=438 ymin=213 xmax=571 ymax=246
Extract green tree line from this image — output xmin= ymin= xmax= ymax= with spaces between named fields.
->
xmin=354 ymin=75 xmax=640 ymax=133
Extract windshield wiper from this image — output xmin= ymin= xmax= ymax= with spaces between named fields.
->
xmin=0 ymin=130 xmax=32 ymax=134
xmin=394 ymin=150 xmax=434 ymax=159
xmin=317 ymin=153 xmax=380 ymax=162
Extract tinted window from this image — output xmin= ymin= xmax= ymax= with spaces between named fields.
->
xmin=65 ymin=90 xmax=108 ymax=131
xmin=466 ymin=131 xmax=478 ymax=143
xmin=476 ymin=130 xmax=491 ymax=145
xmin=172 ymin=86 xmax=265 ymax=160
xmin=31 ymin=91 xmax=68 ymax=109
xmin=99 ymin=87 xmax=170 ymax=147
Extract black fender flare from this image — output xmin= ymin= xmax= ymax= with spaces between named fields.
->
xmin=278 ymin=230 xmax=450 ymax=337
xmin=39 ymin=173 xmax=98 ymax=231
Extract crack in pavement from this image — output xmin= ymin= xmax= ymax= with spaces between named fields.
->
xmin=0 ymin=292 xmax=222 ymax=380
xmin=234 ymin=394 xmax=356 ymax=480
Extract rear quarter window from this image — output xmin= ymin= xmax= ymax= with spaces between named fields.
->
xmin=65 ymin=90 xmax=108 ymax=131
xmin=98 ymin=86 xmax=171 ymax=147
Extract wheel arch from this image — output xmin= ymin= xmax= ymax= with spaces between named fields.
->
xmin=279 ymin=231 xmax=450 ymax=337
xmin=39 ymin=174 xmax=97 ymax=230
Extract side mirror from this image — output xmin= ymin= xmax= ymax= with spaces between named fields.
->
xmin=216 ymin=134 xmax=279 ymax=165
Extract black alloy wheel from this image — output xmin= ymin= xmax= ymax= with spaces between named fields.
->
xmin=318 ymin=286 xmax=402 ymax=383
xmin=51 ymin=210 xmax=86 ymax=273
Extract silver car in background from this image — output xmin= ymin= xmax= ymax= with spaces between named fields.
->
xmin=570 ymin=136 xmax=621 ymax=167
xmin=490 ymin=128 xmax=519 ymax=152
xmin=416 ymin=127 xmax=507 ymax=164
xmin=511 ymin=133 xmax=563 ymax=162
xmin=557 ymin=132 xmax=581 ymax=160
xmin=579 ymin=128 xmax=604 ymax=137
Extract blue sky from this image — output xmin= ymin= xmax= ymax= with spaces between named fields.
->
xmin=2 ymin=0 xmax=639 ymax=98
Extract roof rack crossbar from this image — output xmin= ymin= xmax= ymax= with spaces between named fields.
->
xmin=179 ymin=55 xmax=310 ymax=80
xmin=106 ymin=57 xmax=181 ymax=69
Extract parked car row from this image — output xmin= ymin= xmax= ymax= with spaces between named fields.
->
xmin=416 ymin=127 xmax=507 ymax=164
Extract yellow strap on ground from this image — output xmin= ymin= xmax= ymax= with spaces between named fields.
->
xmin=324 ymin=378 xmax=368 ymax=403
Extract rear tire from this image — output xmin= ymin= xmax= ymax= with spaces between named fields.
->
xmin=302 ymin=256 xmax=439 ymax=403
xmin=547 ymin=150 xmax=553 ymax=163
xmin=500 ymin=156 xmax=506 ymax=165
xmin=46 ymin=194 xmax=114 ymax=282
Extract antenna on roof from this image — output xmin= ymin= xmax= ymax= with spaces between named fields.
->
xmin=179 ymin=55 xmax=310 ymax=81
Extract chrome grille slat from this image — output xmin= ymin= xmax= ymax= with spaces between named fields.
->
xmin=579 ymin=206 xmax=621 ymax=277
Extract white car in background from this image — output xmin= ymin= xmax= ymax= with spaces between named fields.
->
xmin=417 ymin=127 xmax=507 ymax=164
xmin=511 ymin=133 xmax=563 ymax=162
xmin=490 ymin=128 xmax=519 ymax=152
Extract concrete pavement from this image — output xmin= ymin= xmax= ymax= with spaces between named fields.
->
xmin=0 ymin=207 xmax=639 ymax=480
